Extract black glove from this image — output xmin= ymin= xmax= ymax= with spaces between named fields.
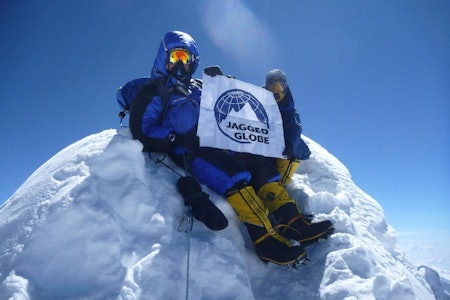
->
xmin=177 ymin=176 xmax=228 ymax=231
xmin=203 ymin=65 xmax=235 ymax=79
xmin=169 ymin=131 xmax=199 ymax=149
xmin=204 ymin=66 xmax=224 ymax=77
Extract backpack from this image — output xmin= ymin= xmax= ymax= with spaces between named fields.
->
xmin=116 ymin=77 xmax=203 ymax=127
xmin=116 ymin=78 xmax=165 ymax=126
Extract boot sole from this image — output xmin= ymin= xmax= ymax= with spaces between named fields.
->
xmin=299 ymin=226 xmax=335 ymax=245
xmin=259 ymin=251 xmax=307 ymax=266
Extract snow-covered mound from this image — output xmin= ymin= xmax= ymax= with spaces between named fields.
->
xmin=0 ymin=129 xmax=448 ymax=299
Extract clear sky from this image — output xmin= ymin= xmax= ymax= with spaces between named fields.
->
xmin=1 ymin=0 xmax=449 ymax=237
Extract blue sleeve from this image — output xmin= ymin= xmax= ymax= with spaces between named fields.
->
xmin=281 ymin=109 xmax=302 ymax=142
xmin=141 ymin=96 xmax=174 ymax=139
xmin=121 ymin=78 xmax=151 ymax=107
xmin=279 ymin=90 xmax=311 ymax=160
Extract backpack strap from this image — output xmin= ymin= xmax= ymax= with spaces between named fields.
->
xmin=159 ymin=78 xmax=202 ymax=122
xmin=117 ymin=77 xmax=153 ymax=126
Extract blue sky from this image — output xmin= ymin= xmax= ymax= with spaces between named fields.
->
xmin=1 ymin=0 xmax=449 ymax=237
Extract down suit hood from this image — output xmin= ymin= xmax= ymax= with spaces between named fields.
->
xmin=151 ymin=31 xmax=200 ymax=80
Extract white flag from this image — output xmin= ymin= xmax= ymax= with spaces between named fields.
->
xmin=198 ymin=74 xmax=285 ymax=158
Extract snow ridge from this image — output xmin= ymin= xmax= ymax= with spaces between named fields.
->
xmin=0 ymin=129 xmax=447 ymax=299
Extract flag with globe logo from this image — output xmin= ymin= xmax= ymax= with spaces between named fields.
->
xmin=198 ymin=73 xmax=285 ymax=158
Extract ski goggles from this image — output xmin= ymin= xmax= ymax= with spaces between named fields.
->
xmin=168 ymin=48 xmax=193 ymax=65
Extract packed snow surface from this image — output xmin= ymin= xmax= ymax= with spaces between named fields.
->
xmin=1 ymin=129 xmax=448 ymax=299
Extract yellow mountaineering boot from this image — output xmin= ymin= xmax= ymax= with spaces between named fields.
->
xmin=226 ymin=185 xmax=306 ymax=265
xmin=258 ymin=182 xmax=334 ymax=245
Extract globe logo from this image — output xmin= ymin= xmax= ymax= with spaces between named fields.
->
xmin=214 ymin=89 xmax=270 ymax=144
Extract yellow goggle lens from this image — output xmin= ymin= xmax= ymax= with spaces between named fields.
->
xmin=168 ymin=49 xmax=192 ymax=64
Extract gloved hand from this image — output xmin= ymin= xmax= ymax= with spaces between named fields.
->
xmin=169 ymin=130 xmax=199 ymax=149
xmin=204 ymin=66 xmax=224 ymax=77
xmin=203 ymin=65 xmax=235 ymax=79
